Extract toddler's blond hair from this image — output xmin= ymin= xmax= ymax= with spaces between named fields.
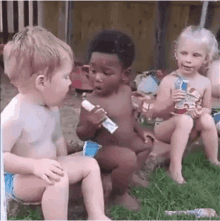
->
xmin=175 ymin=26 xmax=219 ymax=64
xmin=3 ymin=26 xmax=74 ymax=85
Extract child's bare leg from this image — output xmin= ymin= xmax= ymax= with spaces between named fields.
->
xmin=155 ymin=115 xmax=193 ymax=184
xmin=96 ymin=146 xmax=140 ymax=211
xmin=130 ymin=137 xmax=153 ymax=187
xmin=194 ymin=113 xmax=220 ymax=165
xmin=57 ymin=154 xmax=110 ymax=220
xmin=14 ymin=172 xmax=69 ymax=220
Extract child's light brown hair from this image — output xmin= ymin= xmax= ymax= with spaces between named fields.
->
xmin=175 ymin=25 xmax=219 ymax=64
xmin=3 ymin=26 xmax=74 ymax=86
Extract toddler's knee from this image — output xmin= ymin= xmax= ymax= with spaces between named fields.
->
xmin=84 ymin=157 xmax=100 ymax=173
xmin=120 ymin=150 xmax=137 ymax=169
xmin=54 ymin=170 xmax=69 ymax=188
xmin=199 ymin=113 xmax=215 ymax=130
xmin=176 ymin=114 xmax=194 ymax=131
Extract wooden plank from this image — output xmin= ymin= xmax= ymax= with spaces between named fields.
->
xmin=209 ymin=6 xmax=220 ymax=36
xmin=170 ymin=1 xmax=203 ymax=6
xmin=7 ymin=1 xmax=14 ymax=33
xmin=72 ymin=1 xmax=83 ymax=58
xmin=109 ymin=2 xmax=120 ymax=29
xmin=65 ymin=1 xmax=68 ymax=43
xmin=58 ymin=1 xmax=66 ymax=41
xmin=18 ymin=1 xmax=24 ymax=31
xmin=2 ymin=0 xmax=8 ymax=43
xmin=131 ymin=2 xmax=157 ymax=71
xmin=33 ymin=1 xmax=38 ymax=26
xmin=165 ymin=3 xmax=191 ymax=72
xmin=28 ymin=0 xmax=33 ymax=27
xmin=0 ymin=1 xmax=3 ymax=33
xmin=42 ymin=2 xmax=59 ymax=37
xmin=37 ymin=1 xmax=44 ymax=27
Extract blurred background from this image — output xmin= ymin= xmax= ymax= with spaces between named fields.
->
xmin=0 ymin=1 xmax=220 ymax=73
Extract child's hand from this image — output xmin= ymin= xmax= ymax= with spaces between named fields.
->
xmin=171 ymin=89 xmax=186 ymax=103
xmin=139 ymin=130 xmax=158 ymax=143
xmin=83 ymin=105 xmax=107 ymax=129
xmin=33 ymin=159 xmax=64 ymax=185
xmin=188 ymin=106 xmax=203 ymax=119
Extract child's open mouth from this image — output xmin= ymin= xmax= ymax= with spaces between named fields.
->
xmin=95 ymin=86 xmax=102 ymax=91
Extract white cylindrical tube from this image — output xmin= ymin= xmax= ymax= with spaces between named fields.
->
xmin=81 ymin=100 xmax=95 ymax=112
xmin=81 ymin=100 xmax=118 ymax=134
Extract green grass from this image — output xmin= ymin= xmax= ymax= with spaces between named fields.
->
xmin=109 ymin=151 xmax=220 ymax=220
xmin=8 ymin=150 xmax=220 ymax=220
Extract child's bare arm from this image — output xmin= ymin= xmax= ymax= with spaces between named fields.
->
xmin=152 ymin=76 xmax=176 ymax=118
xmin=207 ymin=60 xmax=220 ymax=98
xmin=133 ymin=118 xmax=157 ymax=142
xmin=200 ymin=78 xmax=212 ymax=114
xmin=1 ymin=112 xmax=36 ymax=175
xmin=53 ymin=108 xmax=68 ymax=156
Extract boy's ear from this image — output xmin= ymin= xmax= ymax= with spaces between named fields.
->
xmin=122 ymin=67 xmax=131 ymax=84
xmin=35 ymin=75 xmax=47 ymax=91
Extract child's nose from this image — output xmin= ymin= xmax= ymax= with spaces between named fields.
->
xmin=95 ymin=72 xmax=103 ymax=82
xmin=185 ymin=54 xmax=192 ymax=63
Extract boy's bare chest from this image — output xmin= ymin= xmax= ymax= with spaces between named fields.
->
xmin=20 ymin=109 xmax=56 ymax=145
xmin=91 ymin=94 xmax=132 ymax=119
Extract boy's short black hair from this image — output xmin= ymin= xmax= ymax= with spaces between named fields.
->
xmin=88 ymin=29 xmax=135 ymax=69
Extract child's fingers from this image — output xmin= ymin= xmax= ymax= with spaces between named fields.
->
xmin=94 ymin=108 xmax=107 ymax=115
xmin=97 ymin=115 xmax=107 ymax=125
xmin=52 ymin=160 xmax=63 ymax=171
xmin=41 ymin=174 xmax=54 ymax=185
xmin=51 ymin=166 xmax=64 ymax=176
xmin=47 ymin=171 xmax=61 ymax=182
xmin=173 ymin=93 xmax=185 ymax=98
xmin=144 ymin=132 xmax=158 ymax=143
xmin=91 ymin=106 xmax=107 ymax=115
xmin=174 ymin=89 xmax=186 ymax=93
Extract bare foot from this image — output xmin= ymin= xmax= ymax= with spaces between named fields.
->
xmin=210 ymin=160 xmax=220 ymax=167
xmin=167 ymin=170 xmax=186 ymax=185
xmin=130 ymin=173 xmax=149 ymax=188
xmin=111 ymin=192 xmax=141 ymax=211
xmin=88 ymin=215 xmax=111 ymax=220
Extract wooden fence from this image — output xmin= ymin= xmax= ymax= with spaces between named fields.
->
xmin=0 ymin=1 xmax=46 ymax=42
xmin=1 ymin=1 xmax=220 ymax=73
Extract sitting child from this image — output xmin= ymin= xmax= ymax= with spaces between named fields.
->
xmin=151 ymin=25 xmax=220 ymax=184
xmin=76 ymin=30 xmax=156 ymax=211
xmin=1 ymin=26 xmax=110 ymax=220
xmin=206 ymin=28 xmax=220 ymax=101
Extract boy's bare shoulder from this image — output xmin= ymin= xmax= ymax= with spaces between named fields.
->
xmin=121 ymin=83 xmax=131 ymax=93
xmin=1 ymin=94 xmax=24 ymax=125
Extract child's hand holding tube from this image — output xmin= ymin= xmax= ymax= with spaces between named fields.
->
xmin=82 ymin=101 xmax=107 ymax=129
xmin=171 ymin=89 xmax=186 ymax=103
xmin=81 ymin=100 xmax=118 ymax=133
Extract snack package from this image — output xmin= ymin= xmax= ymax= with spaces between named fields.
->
xmin=81 ymin=100 xmax=118 ymax=134
xmin=83 ymin=140 xmax=100 ymax=157
xmin=174 ymin=75 xmax=188 ymax=110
